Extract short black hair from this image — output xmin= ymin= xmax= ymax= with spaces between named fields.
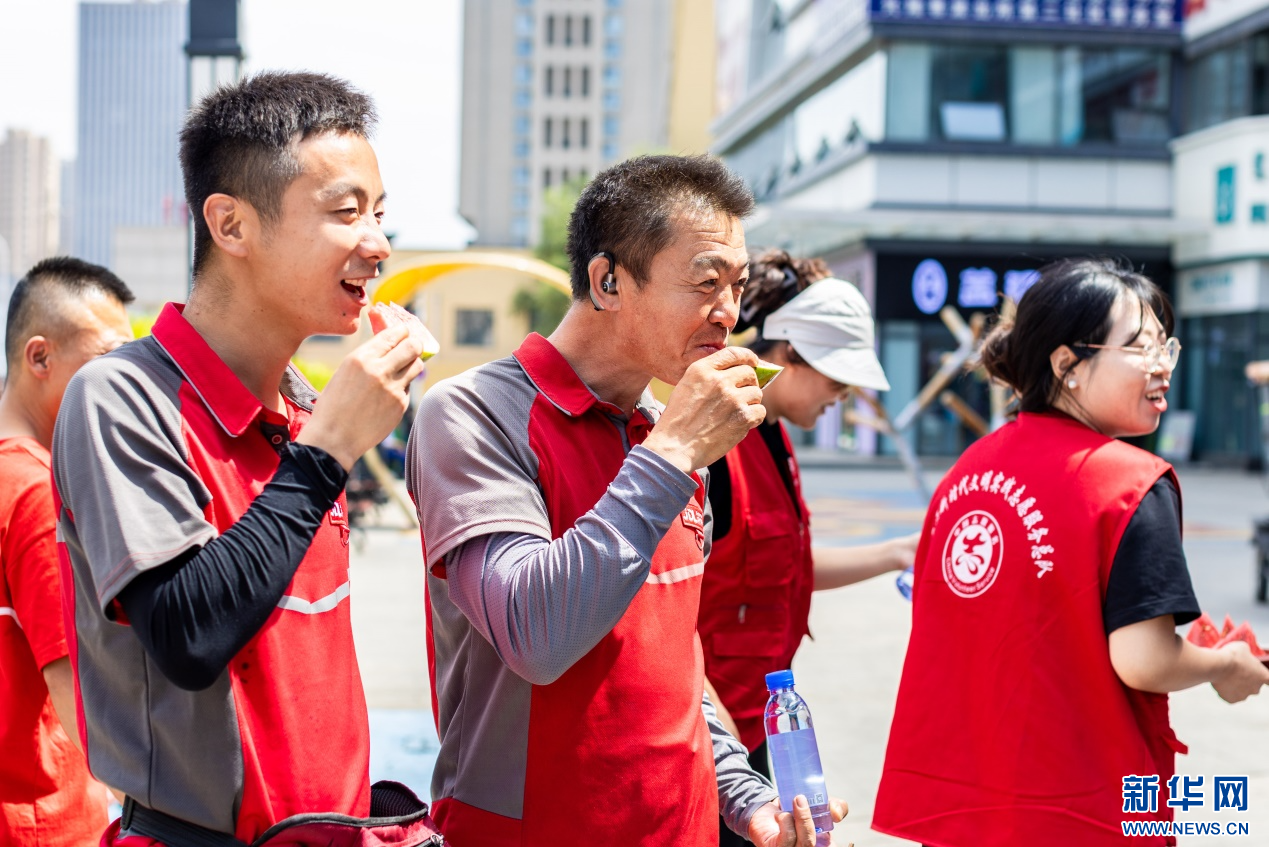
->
xmin=979 ymin=257 xmax=1173 ymax=413
xmin=5 ymin=256 xmax=135 ymax=373
xmin=565 ymin=155 xmax=754 ymax=300
xmin=180 ymin=71 xmax=378 ymax=274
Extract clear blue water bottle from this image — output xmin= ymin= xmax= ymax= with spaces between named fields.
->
xmin=764 ymin=670 xmax=833 ymax=835
xmin=896 ymin=565 xmax=915 ymax=601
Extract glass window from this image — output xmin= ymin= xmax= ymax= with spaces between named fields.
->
xmin=604 ymin=64 xmax=621 ymax=87
xmin=511 ymin=216 xmax=528 ymax=243
xmin=930 ymin=45 xmax=1009 ymax=141
xmin=1078 ymin=49 xmax=1171 ymax=144
xmin=564 ymin=66 xmax=572 ymax=97
xmin=513 ymin=190 xmax=530 ymax=210
xmin=581 ymin=66 xmax=591 ymax=97
xmin=456 ymin=309 xmax=495 ymax=346
xmin=515 ymin=114 xmax=530 ymax=135
xmin=562 ymin=118 xmax=572 ymax=149
xmin=514 ymin=140 xmax=530 ymax=158
xmin=546 ymin=14 xmax=555 ymax=45
xmin=886 ymin=43 xmax=931 ymax=141
xmin=603 ymin=141 xmax=618 ymax=159
xmin=1252 ymin=34 xmax=1269 ymax=116
xmin=565 ymin=15 xmax=574 ymax=46
xmin=544 ymin=65 xmax=554 ymax=96
xmin=543 ymin=168 xmax=552 ymax=188
xmin=605 ymin=14 xmax=623 ymax=36
xmin=1187 ymin=42 xmax=1250 ymax=132
xmin=562 ymin=168 xmax=570 ymax=183
xmin=516 ymin=38 xmax=533 ymax=57
xmin=583 ymin=16 xmax=592 ymax=46
xmin=515 ymin=89 xmax=532 ymax=108
xmin=605 ymin=39 xmax=622 ymax=59
xmin=607 ymin=0 xmax=622 ymax=7
xmin=515 ymin=63 xmax=532 ymax=86
xmin=518 ymin=0 xmax=532 ymax=6
xmin=516 ymin=13 xmax=534 ymax=36
xmin=543 ymin=117 xmax=553 ymax=148
xmin=604 ymin=91 xmax=621 ymax=110
xmin=885 ymin=40 xmax=1172 ymax=146
xmin=514 ymin=166 xmax=530 ymax=185
xmin=580 ymin=118 xmax=589 ymax=149
xmin=604 ymin=115 xmax=620 ymax=137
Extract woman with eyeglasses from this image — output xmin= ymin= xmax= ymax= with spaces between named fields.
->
xmin=872 ymin=258 xmax=1269 ymax=847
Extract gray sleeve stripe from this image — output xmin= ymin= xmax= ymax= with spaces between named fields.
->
xmin=645 ymin=562 xmax=705 ymax=585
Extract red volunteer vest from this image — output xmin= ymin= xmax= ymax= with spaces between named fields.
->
xmin=699 ymin=424 xmax=814 ymax=751
xmin=431 ymin=335 xmax=718 ymax=847
xmin=873 ymin=412 xmax=1185 ymax=847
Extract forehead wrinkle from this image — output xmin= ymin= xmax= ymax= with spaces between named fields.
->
xmin=690 ymin=254 xmax=746 ymax=274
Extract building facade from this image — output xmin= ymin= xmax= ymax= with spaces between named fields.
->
xmin=459 ymin=0 xmax=715 ymax=247
xmin=0 ymin=129 xmax=60 ymax=281
xmin=75 ymin=0 xmax=187 ymax=281
xmin=713 ymin=0 xmax=1184 ymax=456
xmin=1170 ymin=0 xmax=1269 ymax=463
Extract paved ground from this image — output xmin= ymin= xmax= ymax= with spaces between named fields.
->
xmin=349 ymin=459 xmax=1269 ymax=845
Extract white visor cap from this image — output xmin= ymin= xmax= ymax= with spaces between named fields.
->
xmin=761 ymin=278 xmax=891 ymax=392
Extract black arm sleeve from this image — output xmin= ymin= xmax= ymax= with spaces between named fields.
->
xmin=117 ymin=442 xmax=348 ymax=691
xmin=1103 ymin=476 xmax=1202 ymax=635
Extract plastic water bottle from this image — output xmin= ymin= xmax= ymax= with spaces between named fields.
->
xmin=764 ymin=670 xmax=833 ymax=835
xmin=896 ymin=565 xmax=915 ymax=601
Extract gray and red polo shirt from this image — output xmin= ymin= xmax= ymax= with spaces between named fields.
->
xmin=408 ymin=332 xmax=725 ymax=846
xmin=51 ymin=303 xmax=369 ymax=841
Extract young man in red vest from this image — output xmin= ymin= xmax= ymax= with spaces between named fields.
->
xmin=52 ymin=73 xmax=426 ymax=845
xmin=408 ymin=155 xmax=847 ymax=846
xmin=0 ymin=257 xmax=133 ymax=846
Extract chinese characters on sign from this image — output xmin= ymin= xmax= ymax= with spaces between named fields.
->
xmin=870 ymin=0 xmax=1180 ymax=27
xmin=1122 ymin=775 xmax=1249 ymax=813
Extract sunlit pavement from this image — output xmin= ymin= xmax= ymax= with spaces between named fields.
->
xmin=350 ymin=459 xmax=1269 ymax=845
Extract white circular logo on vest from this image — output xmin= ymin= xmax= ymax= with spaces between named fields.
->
xmin=941 ymin=510 xmax=1004 ymax=598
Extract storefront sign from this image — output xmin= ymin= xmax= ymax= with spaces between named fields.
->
xmin=869 ymin=0 xmax=1181 ymax=28
xmin=1216 ymin=165 xmax=1236 ymax=225
xmin=912 ymin=259 xmax=949 ymax=314
xmin=1176 ymin=260 xmax=1269 ymax=316
xmin=877 ymin=251 xmax=1172 ymax=321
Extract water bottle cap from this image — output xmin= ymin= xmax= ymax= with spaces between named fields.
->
xmin=765 ymin=669 xmax=795 ymax=691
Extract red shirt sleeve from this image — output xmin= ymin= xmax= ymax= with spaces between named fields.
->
xmin=4 ymin=467 xmax=68 ymax=670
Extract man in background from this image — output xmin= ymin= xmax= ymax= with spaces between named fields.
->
xmin=0 ymin=257 xmax=134 ymax=846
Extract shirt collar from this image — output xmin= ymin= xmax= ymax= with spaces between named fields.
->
xmin=150 ymin=303 xmax=317 ymax=437
xmin=513 ymin=332 xmax=658 ymax=425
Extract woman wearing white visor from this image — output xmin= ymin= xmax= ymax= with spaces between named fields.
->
xmin=699 ymin=250 xmax=918 ymax=847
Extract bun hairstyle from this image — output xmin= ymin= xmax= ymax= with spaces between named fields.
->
xmin=737 ymin=248 xmax=832 ymax=358
xmin=979 ymin=257 xmax=1174 ymax=414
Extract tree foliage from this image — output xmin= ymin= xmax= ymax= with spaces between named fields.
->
xmin=510 ymin=176 xmax=586 ymax=337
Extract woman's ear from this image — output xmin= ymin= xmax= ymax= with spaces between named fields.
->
xmin=1050 ymin=345 xmax=1080 ymax=386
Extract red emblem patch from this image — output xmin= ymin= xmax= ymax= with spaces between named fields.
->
xmin=681 ymin=504 xmax=705 ymax=550
xmin=941 ymin=510 xmax=1004 ymax=598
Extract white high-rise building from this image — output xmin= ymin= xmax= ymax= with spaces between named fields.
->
xmin=74 ymin=1 xmax=187 ymax=274
xmin=0 ymin=129 xmax=60 ymax=281
xmin=459 ymin=0 xmax=715 ymax=248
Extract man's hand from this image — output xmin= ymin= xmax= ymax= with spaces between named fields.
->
xmin=1212 ymin=640 xmax=1269 ymax=703
xmin=296 ymin=324 xmax=424 ymax=470
xmin=643 ymin=347 xmax=766 ymax=473
xmin=748 ymin=796 xmax=849 ymax=847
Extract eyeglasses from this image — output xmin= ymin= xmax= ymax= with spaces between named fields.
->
xmin=1072 ymin=337 xmax=1182 ymax=374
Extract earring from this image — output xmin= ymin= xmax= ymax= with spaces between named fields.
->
xmin=1067 ymin=379 xmax=1077 ymax=389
